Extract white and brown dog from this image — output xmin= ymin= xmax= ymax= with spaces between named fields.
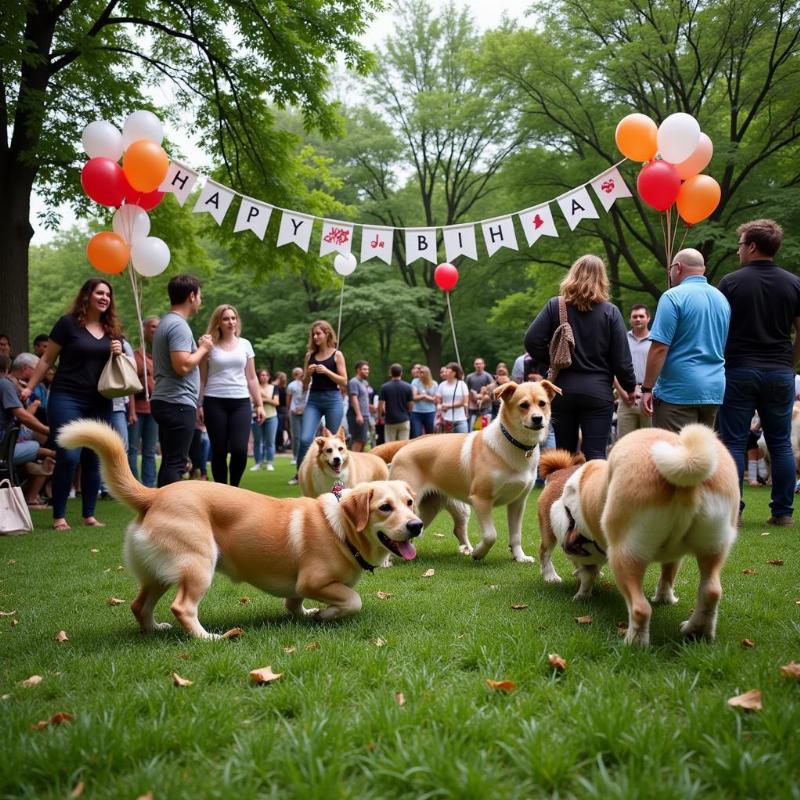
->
xmin=372 ymin=380 xmax=559 ymax=561
xmin=58 ymin=420 xmax=422 ymax=639
xmin=299 ymin=426 xmax=389 ymax=497
xmin=544 ymin=425 xmax=738 ymax=646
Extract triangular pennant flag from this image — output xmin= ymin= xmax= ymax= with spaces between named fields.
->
xmin=443 ymin=224 xmax=478 ymax=262
xmin=481 ymin=215 xmax=518 ymax=257
xmin=276 ymin=211 xmax=314 ymax=252
xmin=159 ymin=161 xmax=198 ymax=207
xmin=518 ymin=204 xmax=559 ymax=247
xmin=233 ymin=197 xmax=273 ymax=240
xmin=557 ymin=186 xmax=600 ymax=231
xmin=405 ymin=228 xmax=437 ymax=265
xmin=361 ymin=226 xmax=393 ymax=265
xmin=590 ymin=166 xmax=632 ymax=212
xmin=320 ymin=220 xmax=354 ymax=256
xmin=192 ymin=179 xmax=235 ymax=225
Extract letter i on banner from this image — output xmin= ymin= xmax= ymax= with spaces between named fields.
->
xmin=233 ymin=198 xmax=273 ymax=240
xmin=192 ymin=179 xmax=235 ymax=225
xmin=361 ymin=226 xmax=394 ymax=264
xmin=405 ymin=228 xmax=438 ymax=264
xmin=443 ymin=224 xmax=478 ymax=262
xmin=158 ymin=161 xmax=198 ymax=206
xmin=276 ymin=211 xmax=314 ymax=252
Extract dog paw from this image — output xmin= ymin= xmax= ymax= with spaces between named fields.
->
xmin=154 ymin=621 xmax=172 ymax=631
xmin=623 ymin=628 xmax=650 ymax=647
xmin=572 ymin=590 xmax=593 ymax=601
xmin=458 ymin=544 xmax=474 ymax=556
xmin=651 ymin=590 xmax=679 ymax=605
xmin=679 ymin=620 xmax=712 ymax=640
xmin=542 ymin=572 xmax=563 ymax=584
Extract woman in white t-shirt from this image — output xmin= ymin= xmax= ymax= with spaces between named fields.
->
xmin=436 ymin=361 xmax=469 ymax=433
xmin=200 ymin=305 xmax=264 ymax=486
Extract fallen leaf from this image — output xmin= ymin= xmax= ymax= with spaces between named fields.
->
xmin=31 ymin=720 xmax=49 ymax=731
xmin=10 ymin=619 xmax=19 ymax=627
xmin=422 ymin=568 xmax=435 ymax=577
xmin=172 ymin=672 xmax=193 ymax=687
xmin=56 ymin=630 xmax=69 ymax=643
xmin=7 ymin=559 xmax=16 ymax=565
xmin=103 ymin=568 xmax=111 ymax=573
xmin=135 ymin=794 xmax=154 ymax=800
xmin=376 ymin=591 xmax=391 ymax=600
xmin=106 ymin=597 xmax=125 ymax=606
xmin=394 ymin=691 xmax=405 ymax=706
xmin=728 ymin=689 xmax=762 ymax=711
xmin=575 ymin=615 xmax=593 ymax=625
xmin=249 ymin=666 xmax=282 ymax=684
xmin=374 ymin=638 xmax=386 ymax=647
xmin=305 ymin=641 xmax=320 ymax=651
xmin=433 ymin=533 xmax=445 ymax=538
xmin=617 ymin=625 xmax=628 ymax=637
xmin=89 ymin=548 xmax=99 ymax=554
xmin=1 ymin=694 xmax=10 ymax=700
xmin=510 ymin=603 xmax=529 ymax=610
xmin=70 ymin=782 xmax=85 ymax=798
xmin=760 ymin=531 xmax=770 ymax=536
xmin=486 ymin=679 xmax=517 ymax=693
xmin=488 ymin=584 xmax=499 ymax=591
xmin=741 ymin=568 xmax=756 ymax=575
xmin=178 ymin=651 xmax=191 ymax=660
xmin=767 ymin=560 xmax=784 ymax=566
xmin=221 ymin=627 xmax=244 ymax=639
xmin=32 ymin=711 xmax=74 ymax=730
xmin=116 ymin=565 xmax=124 ymax=571
xmin=282 ymin=645 xmax=297 ymax=654
xmin=239 ymin=596 xmax=250 ymax=604
xmin=741 ymin=639 xmax=755 ymax=649
xmin=548 ymin=653 xmax=567 ymax=671
xmin=779 ymin=661 xmax=800 ymax=680
xmin=21 ymin=675 xmax=43 ymax=688
xmin=0 ymin=610 xmax=16 ymax=617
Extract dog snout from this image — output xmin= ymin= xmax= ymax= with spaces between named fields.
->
xmin=530 ymin=414 xmax=544 ymax=430
xmin=331 ymin=457 xmax=341 ymax=466
xmin=405 ymin=519 xmax=423 ymax=538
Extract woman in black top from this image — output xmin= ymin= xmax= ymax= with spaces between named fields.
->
xmin=22 ymin=278 xmax=123 ymax=530
xmin=272 ymin=371 xmax=288 ymax=452
xmin=524 ymin=255 xmax=636 ymax=460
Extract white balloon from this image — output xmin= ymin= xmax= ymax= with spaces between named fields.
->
xmin=112 ymin=205 xmax=151 ymax=243
xmin=81 ymin=120 xmax=123 ymax=161
xmin=333 ymin=252 xmax=357 ymax=276
xmin=131 ymin=236 xmax=170 ymax=277
xmin=657 ymin=113 xmax=701 ymax=164
xmin=121 ymin=110 xmax=164 ymax=150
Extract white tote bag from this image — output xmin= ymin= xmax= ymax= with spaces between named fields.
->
xmin=0 ymin=479 xmax=33 ymax=535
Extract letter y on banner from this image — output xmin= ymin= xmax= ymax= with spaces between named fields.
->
xmin=159 ymin=161 xmax=198 ymax=206
xmin=276 ymin=211 xmax=314 ymax=252
xmin=405 ymin=228 xmax=437 ymax=264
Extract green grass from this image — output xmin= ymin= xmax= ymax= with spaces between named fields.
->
xmin=2 ymin=457 xmax=799 ymax=799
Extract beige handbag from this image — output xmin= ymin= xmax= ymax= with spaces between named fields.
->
xmin=0 ymin=479 xmax=32 ymax=535
xmin=98 ymin=353 xmax=143 ymax=399
xmin=547 ymin=296 xmax=575 ymax=382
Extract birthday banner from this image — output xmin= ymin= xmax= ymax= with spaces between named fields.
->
xmin=160 ymin=161 xmax=632 ymax=264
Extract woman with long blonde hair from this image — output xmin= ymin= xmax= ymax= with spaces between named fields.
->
xmin=410 ymin=364 xmax=438 ymax=437
xmin=524 ymin=255 xmax=636 ymax=459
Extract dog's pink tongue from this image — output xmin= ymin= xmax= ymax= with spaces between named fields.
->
xmin=396 ymin=540 xmax=416 ymax=561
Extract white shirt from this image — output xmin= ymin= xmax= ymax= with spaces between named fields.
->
xmin=437 ymin=379 xmax=468 ymax=422
xmin=204 ymin=337 xmax=254 ymax=399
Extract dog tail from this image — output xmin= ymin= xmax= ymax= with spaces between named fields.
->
xmin=538 ymin=449 xmax=585 ymax=479
xmin=650 ymin=423 xmax=718 ymax=488
xmin=370 ymin=440 xmax=412 ymax=463
xmin=57 ymin=419 xmax=156 ymax=514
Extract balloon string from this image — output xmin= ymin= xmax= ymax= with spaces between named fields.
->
xmin=127 ymin=252 xmax=148 ymax=401
xmin=336 ymin=278 xmax=345 ymax=346
xmin=445 ymin=292 xmax=461 ymax=371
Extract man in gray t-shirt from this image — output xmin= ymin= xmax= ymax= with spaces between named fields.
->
xmin=150 ymin=274 xmax=212 ymax=486
xmin=347 ymin=361 xmax=371 ymax=451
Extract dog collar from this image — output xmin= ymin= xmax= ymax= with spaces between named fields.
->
xmin=330 ymin=482 xmax=375 ymax=573
xmin=499 ymin=423 xmax=537 ymax=458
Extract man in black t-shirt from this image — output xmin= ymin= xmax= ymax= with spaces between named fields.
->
xmin=717 ymin=219 xmax=800 ymax=527
xmin=378 ymin=363 xmax=413 ymax=442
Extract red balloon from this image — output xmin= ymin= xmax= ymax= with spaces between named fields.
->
xmin=80 ymin=158 xmax=127 ymax=207
xmin=434 ymin=262 xmax=459 ymax=292
xmin=121 ymin=176 xmax=165 ymax=210
xmin=636 ymin=160 xmax=681 ymax=211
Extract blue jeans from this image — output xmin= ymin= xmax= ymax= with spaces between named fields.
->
xmin=411 ymin=410 xmax=436 ymax=438
xmin=48 ymin=391 xmax=112 ymax=519
xmin=252 ymin=415 xmax=278 ymax=465
xmin=295 ymin=390 xmax=344 ymax=472
xmin=128 ymin=412 xmax=158 ymax=487
xmin=718 ymin=367 xmax=795 ymax=519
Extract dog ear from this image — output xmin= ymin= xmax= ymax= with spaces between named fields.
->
xmin=340 ymin=487 xmax=373 ymax=532
xmin=494 ymin=381 xmax=518 ymax=402
xmin=335 ymin=426 xmax=347 ymax=441
xmin=539 ymin=379 xmax=562 ymax=399
xmin=315 ymin=436 xmax=326 ymax=450
xmin=321 ymin=426 xmax=332 ymax=437
xmin=403 ymin=481 xmax=416 ymax=501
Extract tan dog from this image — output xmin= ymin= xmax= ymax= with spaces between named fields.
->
xmin=58 ymin=420 xmax=422 ymax=639
xmin=372 ymin=380 xmax=559 ymax=561
xmin=547 ymin=425 xmax=738 ymax=646
xmin=299 ymin=426 xmax=389 ymax=497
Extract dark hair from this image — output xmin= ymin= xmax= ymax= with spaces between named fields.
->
xmin=168 ymin=274 xmax=202 ymax=305
xmin=445 ymin=361 xmax=463 ymax=380
xmin=0 ymin=353 xmax=10 ymax=373
xmin=0 ymin=334 xmax=10 ymax=345
xmin=68 ymin=278 xmax=122 ymax=337
xmin=355 ymin=360 xmax=368 ymax=371
xmin=33 ymin=334 xmax=48 ymax=346
xmin=738 ymin=219 xmax=783 ymax=258
xmin=630 ymin=304 xmax=649 ymax=315
xmin=390 ymin=363 xmax=403 ymax=378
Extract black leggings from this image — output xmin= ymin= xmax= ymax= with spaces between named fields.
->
xmin=203 ymin=396 xmax=252 ymax=486
xmin=551 ymin=392 xmax=614 ymax=461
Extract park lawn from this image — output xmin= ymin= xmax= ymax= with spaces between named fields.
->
xmin=1 ymin=459 xmax=799 ymax=800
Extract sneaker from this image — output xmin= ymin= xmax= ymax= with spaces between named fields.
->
xmin=766 ymin=515 xmax=793 ymax=527
xmin=68 ymin=488 xmax=76 ymax=499
xmin=288 ymin=476 xmax=298 ymax=485
xmin=250 ymin=464 xmax=261 ymax=472
xmin=266 ymin=463 xmax=275 ymax=471
xmin=290 ymin=459 xmax=296 ymax=465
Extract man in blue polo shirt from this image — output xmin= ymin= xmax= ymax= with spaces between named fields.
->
xmin=641 ymin=248 xmax=730 ymax=432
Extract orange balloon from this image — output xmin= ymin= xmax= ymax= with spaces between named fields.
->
xmin=674 ymin=133 xmax=713 ymax=180
xmin=676 ymin=174 xmax=721 ymax=224
xmin=86 ymin=231 xmax=130 ymax=274
xmin=122 ymin=139 xmax=169 ymax=193
xmin=615 ymin=113 xmax=658 ymax=162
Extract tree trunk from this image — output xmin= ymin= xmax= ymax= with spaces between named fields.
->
xmin=425 ymin=327 xmax=443 ymax=374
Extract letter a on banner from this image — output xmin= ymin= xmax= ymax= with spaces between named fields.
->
xmin=159 ymin=161 xmax=198 ymax=206
xmin=320 ymin=220 xmax=354 ymax=256
xmin=518 ymin=204 xmax=559 ymax=247
xmin=276 ymin=211 xmax=314 ymax=252
xmin=233 ymin=198 xmax=273 ymax=241
xmin=590 ymin=166 xmax=632 ymax=212
xmin=557 ymin=186 xmax=600 ymax=231
xmin=405 ymin=228 xmax=437 ymax=265
xmin=443 ymin=224 xmax=478 ymax=262
xmin=361 ymin=226 xmax=393 ymax=265
xmin=480 ymin=216 xmax=518 ymax=257
xmin=192 ymin=179 xmax=235 ymax=225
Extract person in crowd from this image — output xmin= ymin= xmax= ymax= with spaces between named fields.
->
xmin=347 ymin=360 xmax=372 ymax=452
xmin=437 ymin=362 xmax=470 ymax=434
xmin=290 ymin=320 xmax=348 ymax=484
xmin=378 ymin=363 xmax=414 ymax=442
xmin=272 ymin=371 xmax=288 ymax=453
xmin=410 ymin=365 xmax=438 ymax=437
xmin=251 ymin=368 xmax=279 ymax=471
xmin=641 ymin=248 xmax=730 ymax=431
xmin=485 ymin=363 xmax=511 ymax=420
xmin=286 ymin=367 xmax=305 ymax=466
xmin=199 ymin=304 xmax=264 ymax=486
xmin=0 ymin=335 xmax=12 ymax=359
xmin=150 ymin=274 xmax=213 ymax=487
xmin=21 ymin=278 xmax=123 ymax=529
xmin=127 ymin=315 xmax=159 ymax=488
xmin=100 ymin=337 xmax=135 ymax=498
xmin=369 ymin=381 xmax=382 ymax=446
xmin=466 ymin=357 xmax=493 ymax=430
xmin=717 ymin=219 xmax=800 ymax=527
xmin=189 ymin=418 xmax=211 ymax=480
xmin=525 ymin=254 xmax=636 ymax=460
xmin=614 ymin=304 xmax=652 ymax=439
xmin=32 ymin=334 xmax=48 ymax=358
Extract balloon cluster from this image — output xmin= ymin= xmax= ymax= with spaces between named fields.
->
xmin=615 ymin=112 xmax=720 ymax=224
xmin=80 ymin=111 xmax=171 ymax=277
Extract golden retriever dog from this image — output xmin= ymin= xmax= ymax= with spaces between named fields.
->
xmin=372 ymin=381 xmax=559 ymax=561
xmin=299 ymin=426 xmax=389 ymax=497
xmin=547 ymin=424 xmax=738 ymax=646
xmin=58 ymin=420 xmax=422 ymax=639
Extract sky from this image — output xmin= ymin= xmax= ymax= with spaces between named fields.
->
xmin=30 ymin=0 xmax=534 ymax=244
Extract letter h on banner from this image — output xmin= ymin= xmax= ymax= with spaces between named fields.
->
xmin=159 ymin=161 xmax=199 ymax=206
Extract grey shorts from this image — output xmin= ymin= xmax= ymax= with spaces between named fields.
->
xmin=347 ymin=412 xmax=370 ymax=442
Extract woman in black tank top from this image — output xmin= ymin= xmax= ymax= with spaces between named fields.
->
xmin=291 ymin=320 xmax=348 ymax=483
